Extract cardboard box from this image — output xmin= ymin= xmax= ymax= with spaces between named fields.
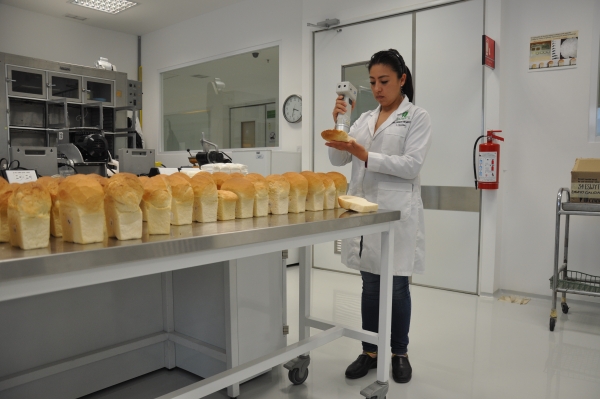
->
xmin=571 ymin=158 xmax=600 ymax=203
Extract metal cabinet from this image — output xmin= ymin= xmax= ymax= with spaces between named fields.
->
xmin=83 ymin=77 xmax=114 ymax=106
xmin=48 ymin=72 xmax=82 ymax=103
xmin=6 ymin=65 xmax=47 ymax=100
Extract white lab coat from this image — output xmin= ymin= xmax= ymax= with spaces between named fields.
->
xmin=328 ymin=96 xmax=432 ymax=276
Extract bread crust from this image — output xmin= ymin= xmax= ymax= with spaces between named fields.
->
xmin=321 ymin=129 xmax=353 ymax=142
xmin=59 ymin=175 xmax=105 ymax=213
xmin=211 ymin=172 xmax=231 ymax=189
xmin=143 ymin=175 xmax=172 ymax=208
xmin=167 ymin=174 xmax=194 ymax=204
xmin=8 ymin=182 xmax=52 ymax=217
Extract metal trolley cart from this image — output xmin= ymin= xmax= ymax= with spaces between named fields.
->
xmin=550 ymin=188 xmax=600 ymax=331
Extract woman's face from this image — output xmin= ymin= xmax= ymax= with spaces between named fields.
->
xmin=369 ymin=63 xmax=406 ymax=108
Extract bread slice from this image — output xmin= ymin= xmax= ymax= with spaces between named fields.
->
xmin=8 ymin=182 xmax=51 ymax=250
xmin=265 ymin=174 xmax=290 ymax=215
xmin=59 ymin=175 xmax=106 ymax=244
xmin=282 ymin=172 xmax=308 ymax=213
xmin=142 ymin=175 xmax=172 ymax=235
xmin=316 ymin=173 xmax=336 ymax=210
xmin=217 ymin=190 xmax=238 ymax=221
xmin=300 ymin=171 xmax=325 ymax=211
xmin=326 ymin=172 xmax=348 ymax=209
xmin=321 ymin=129 xmax=354 ymax=142
xmin=338 ymin=195 xmax=378 ymax=213
xmin=0 ymin=184 xmax=18 ymax=242
xmin=167 ymin=174 xmax=193 ymax=225
xmin=104 ymin=173 xmax=144 ymax=240
xmin=37 ymin=176 xmax=64 ymax=237
xmin=245 ymin=173 xmax=269 ymax=217
xmin=220 ymin=178 xmax=256 ymax=219
xmin=191 ymin=173 xmax=218 ymax=223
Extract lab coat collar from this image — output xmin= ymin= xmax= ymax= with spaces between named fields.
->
xmin=370 ymin=95 xmax=413 ymax=137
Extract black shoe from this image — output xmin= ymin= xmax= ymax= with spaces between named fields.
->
xmin=392 ymin=355 xmax=412 ymax=383
xmin=345 ymin=353 xmax=377 ymax=379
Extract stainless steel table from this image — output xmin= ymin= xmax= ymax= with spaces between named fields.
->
xmin=0 ymin=208 xmax=399 ymax=399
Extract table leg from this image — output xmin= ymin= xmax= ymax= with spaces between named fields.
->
xmin=162 ymin=272 xmax=176 ymax=369
xmin=225 ymin=261 xmax=241 ymax=398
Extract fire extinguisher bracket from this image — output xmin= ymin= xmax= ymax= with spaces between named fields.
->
xmin=473 ymin=130 xmax=504 ymax=190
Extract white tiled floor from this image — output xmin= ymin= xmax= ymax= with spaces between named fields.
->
xmin=84 ymin=267 xmax=600 ymax=399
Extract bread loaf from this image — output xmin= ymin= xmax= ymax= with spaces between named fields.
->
xmin=217 ymin=190 xmax=238 ymax=221
xmin=282 ymin=172 xmax=308 ymax=213
xmin=7 ymin=182 xmax=51 ymax=249
xmin=265 ymin=174 xmax=290 ymax=215
xmin=211 ymin=172 xmax=231 ymax=189
xmin=59 ymin=175 xmax=105 ymax=244
xmin=321 ymin=129 xmax=354 ymax=143
xmin=326 ymin=172 xmax=348 ymax=209
xmin=191 ymin=173 xmax=218 ymax=223
xmin=300 ymin=171 xmax=325 ymax=211
xmin=0 ymin=184 xmax=18 ymax=242
xmin=338 ymin=195 xmax=378 ymax=213
xmin=142 ymin=175 xmax=172 ymax=235
xmin=105 ymin=173 xmax=144 ymax=240
xmin=245 ymin=173 xmax=269 ymax=217
xmin=37 ymin=176 xmax=63 ymax=237
xmin=316 ymin=173 xmax=336 ymax=210
xmin=167 ymin=174 xmax=193 ymax=225
xmin=220 ymin=177 xmax=255 ymax=219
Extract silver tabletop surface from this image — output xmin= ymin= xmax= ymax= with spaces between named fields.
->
xmin=0 ymin=209 xmax=399 ymax=283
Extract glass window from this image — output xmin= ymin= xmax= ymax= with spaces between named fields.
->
xmin=162 ymin=46 xmax=279 ymax=151
xmin=342 ymin=62 xmax=379 ymax=126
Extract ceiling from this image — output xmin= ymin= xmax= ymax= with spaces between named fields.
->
xmin=0 ymin=0 xmax=250 ymax=35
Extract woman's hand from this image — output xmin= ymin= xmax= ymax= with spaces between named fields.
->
xmin=332 ymin=95 xmax=356 ymax=123
xmin=325 ymin=139 xmax=369 ymax=162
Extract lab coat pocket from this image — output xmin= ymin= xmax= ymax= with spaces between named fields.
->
xmin=377 ymin=182 xmax=412 ymax=221
xmin=381 ymin=130 xmax=407 ymax=156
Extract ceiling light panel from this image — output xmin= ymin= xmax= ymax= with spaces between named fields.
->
xmin=69 ymin=0 xmax=138 ymax=15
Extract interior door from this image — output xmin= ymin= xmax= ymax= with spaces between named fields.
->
xmin=313 ymin=15 xmax=414 ymax=274
xmin=313 ymin=0 xmax=484 ymax=293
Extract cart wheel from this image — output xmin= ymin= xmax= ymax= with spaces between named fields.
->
xmin=288 ymin=368 xmax=309 ymax=385
xmin=549 ymin=318 xmax=556 ymax=331
xmin=561 ymin=302 xmax=569 ymax=314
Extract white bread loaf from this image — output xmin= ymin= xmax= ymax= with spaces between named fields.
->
xmin=245 ymin=173 xmax=269 ymax=217
xmin=37 ymin=176 xmax=64 ymax=237
xmin=338 ymin=195 xmax=378 ymax=213
xmin=0 ymin=183 xmax=18 ymax=242
xmin=104 ymin=173 xmax=144 ymax=240
xmin=316 ymin=173 xmax=336 ymax=210
xmin=326 ymin=172 xmax=348 ymax=209
xmin=265 ymin=174 xmax=290 ymax=215
xmin=217 ymin=190 xmax=238 ymax=221
xmin=142 ymin=175 xmax=172 ymax=235
xmin=191 ymin=173 xmax=218 ymax=223
xmin=211 ymin=172 xmax=231 ymax=189
xmin=321 ymin=129 xmax=354 ymax=143
xmin=59 ymin=175 xmax=106 ymax=244
xmin=220 ymin=177 xmax=256 ymax=219
xmin=138 ymin=176 xmax=150 ymax=221
xmin=8 ymin=182 xmax=51 ymax=250
xmin=300 ymin=171 xmax=325 ymax=212
xmin=282 ymin=172 xmax=308 ymax=213
xmin=167 ymin=174 xmax=193 ymax=225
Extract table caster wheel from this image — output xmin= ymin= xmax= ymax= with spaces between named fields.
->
xmin=288 ymin=367 xmax=309 ymax=385
xmin=561 ymin=302 xmax=569 ymax=314
xmin=549 ymin=317 xmax=556 ymax=331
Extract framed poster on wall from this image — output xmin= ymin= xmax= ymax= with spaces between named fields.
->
xmin=529 ymin=31 xmax=578 ymax=71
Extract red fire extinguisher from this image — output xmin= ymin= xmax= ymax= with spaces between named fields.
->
xmin=473 ymin=130 xmax=504 ymax=190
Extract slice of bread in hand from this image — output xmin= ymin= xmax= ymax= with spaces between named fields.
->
xmin=338 ymin=195 xmax=378 ymax=213
xmin=321 ymin=129 xmax=355 ymax=143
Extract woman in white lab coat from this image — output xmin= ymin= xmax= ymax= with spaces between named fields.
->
xmin=327 ymin=49 xmax=432 ymax=384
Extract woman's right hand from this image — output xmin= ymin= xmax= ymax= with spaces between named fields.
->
xmin=332 ymin=95 xmax=355 ymax=123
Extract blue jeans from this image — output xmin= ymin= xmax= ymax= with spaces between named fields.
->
xmin=360 ymin=271 xmax=411 ymax=355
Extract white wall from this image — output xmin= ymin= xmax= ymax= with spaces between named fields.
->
xmin=0 ymin=4 xmax=138 ymax=79
xmin=499 ymin=0 xmax=600 ymax=297
xmin=141 ymin=0 xmax=303 ymax=167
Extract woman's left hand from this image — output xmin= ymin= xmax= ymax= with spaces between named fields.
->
xmin=325 ymin=140 xmax=369 ymax=162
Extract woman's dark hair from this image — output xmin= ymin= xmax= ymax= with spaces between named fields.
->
xmin=368 ymin=49 xmax=414 ymax=102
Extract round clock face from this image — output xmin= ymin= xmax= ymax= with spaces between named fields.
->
xmin=283 ymin=95 xmax=302 ymax=123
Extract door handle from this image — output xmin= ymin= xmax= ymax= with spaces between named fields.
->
xmin=47 ymin=84 xmax=56 ymax=87
xmin=6 ymin=78 xmax=16 ymax=83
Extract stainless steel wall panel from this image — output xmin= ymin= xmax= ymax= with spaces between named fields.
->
xmin=421 ymin=186 xmax=480 ymax=212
